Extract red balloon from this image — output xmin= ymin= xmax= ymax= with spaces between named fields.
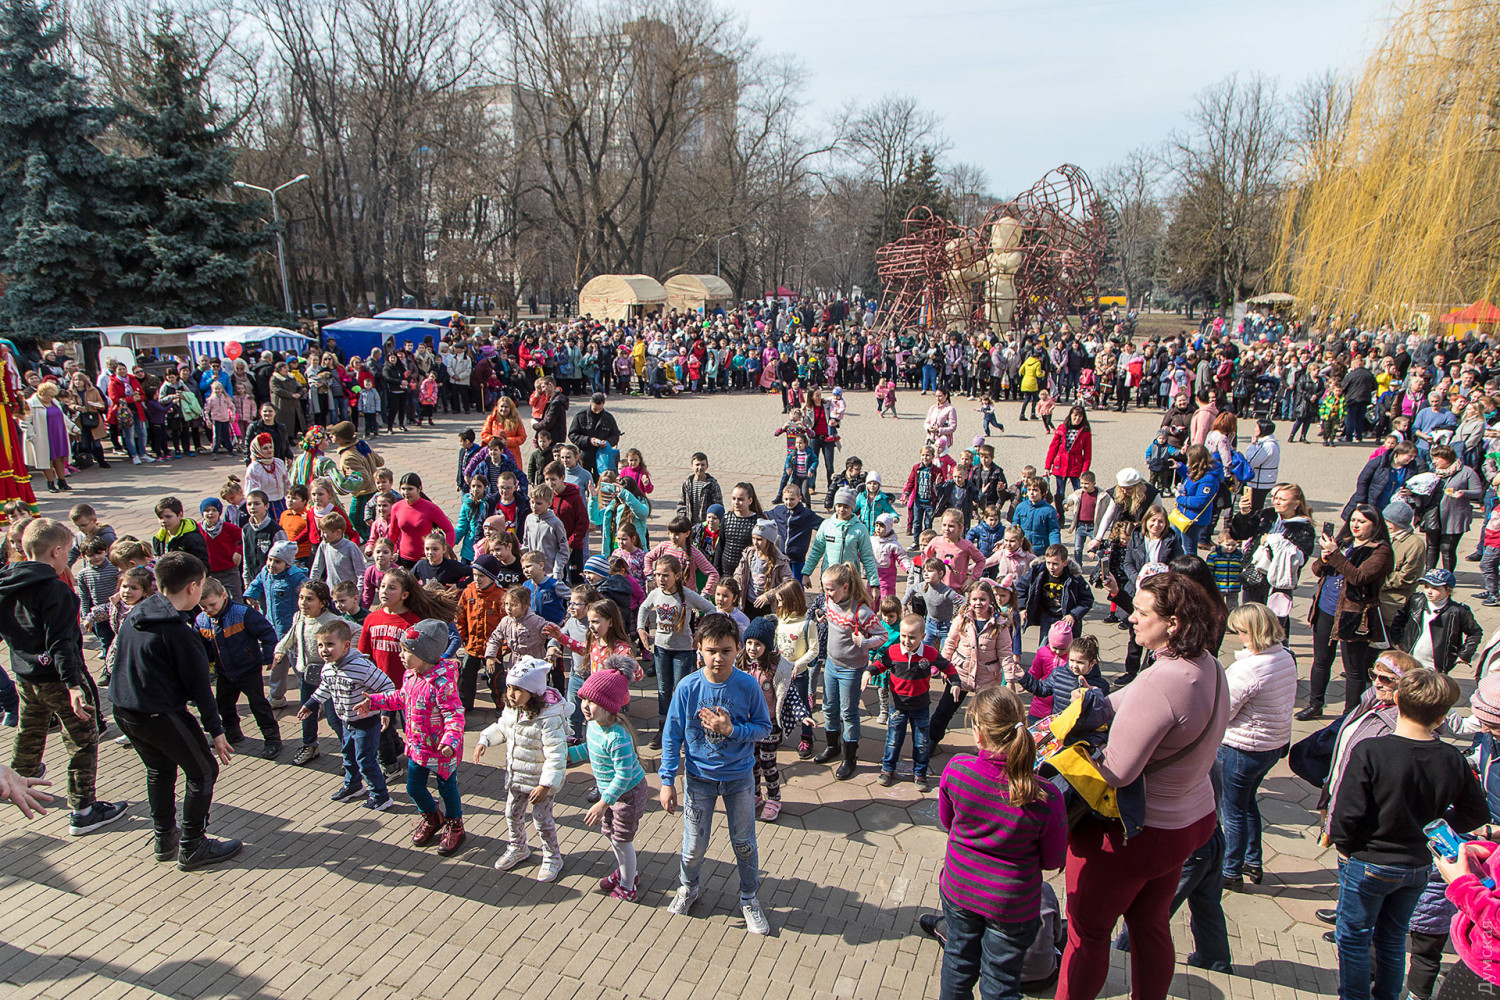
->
xmin=224 ymin=341 xmax=243 ymax=360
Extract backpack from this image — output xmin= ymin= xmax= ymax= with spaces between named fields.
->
xmin=1226 ymin=449 xmax=1254 ymax=485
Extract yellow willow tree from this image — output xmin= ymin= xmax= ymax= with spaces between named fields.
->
xmin=1277 ymin=0 xmax=1500 ymax=325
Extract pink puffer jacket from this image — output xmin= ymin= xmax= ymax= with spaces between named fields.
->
xmin=1447 ymin=847 xmax=1500 ymax=986
xmin=942 ymin=612 xmax=1018 ymax=693
xmin=368 ymin=658 xmax=465 ymax=779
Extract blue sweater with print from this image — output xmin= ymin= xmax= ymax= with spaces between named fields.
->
xmin=658 ymin=668 xmax=773 ymax=786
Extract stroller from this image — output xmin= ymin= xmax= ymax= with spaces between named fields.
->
xmin=1078 ymin=368 xmax=1098 ymax=409
xmin=1251 ymin=374 xmax=1281 ymax=419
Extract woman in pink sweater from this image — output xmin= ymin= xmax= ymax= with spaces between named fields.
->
xmin=1435 ymin=838 xmax=1500 ymax=996
xmin=387 ymin=473 xmax=456 ymax=567
xmin=1058 ymin=571 xmax=1231 ymax=1000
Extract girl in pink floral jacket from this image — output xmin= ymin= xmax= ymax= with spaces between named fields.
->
xmin=362 ymin=619 xmax=467 ymax=855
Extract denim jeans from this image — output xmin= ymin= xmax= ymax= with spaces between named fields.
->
xmin=1181 ymin=518 xmax=1207 ymax=553
xmin=823 ymin=664 xmax=864 ymax=742
xmin=1336 ymin=856 xmax=1432 ymax=1000
xmin=300 ymin=680 xmax=344 ymax=746
xmin=882 ymin=705 xmax=930 ymax=777
xmin=654 ymin=647 xmax=698 ymax=719
xmin=1073 ymin=523 xmax=1095 ymax=570
xmin=122 ymin=419 xmax=148 ymax=459
xmin=341 ymin=718 xmax=388 ymax=799
xmin=406 ymin=759 xmax=462 ymax=819
xmin=566 ymin=673 xmax=586 ymax=741
xmin=924 ymin=617 xmax=952 ymax=649
xmin=911 ymin=501 xmax=935 ymax=537
xmin=680 ymin=773 xmax=759 ymax=901
xmin=940 ymin=895 xmax=1039 ymax=1000
xmin=1217 ymin=744 xmax=1281 ymax=877
xmin=922 ymin=365 xmax=937 ymax=392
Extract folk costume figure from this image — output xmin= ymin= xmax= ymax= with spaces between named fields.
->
xmin=290 ymin=425 xmax=337 ymax=491
xmin=0 ymin=340 xmax=38 ymax=521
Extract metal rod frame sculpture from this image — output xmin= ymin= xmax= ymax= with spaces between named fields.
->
xmin=874 ymin=163 xmax=1106 ymax=335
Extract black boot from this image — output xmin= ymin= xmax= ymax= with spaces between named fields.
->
xmin=178 ymin=835 xmax=243 ymax=871
xmin=1294 ymin=701 xmax=1324 ymax=722
xmin=812 ymin=730 xmax=841 ymax=764
xmin=835 ymin=740 xmax=858 ymax=781
xmin=154 ymin=827 xmax=180 ymax=862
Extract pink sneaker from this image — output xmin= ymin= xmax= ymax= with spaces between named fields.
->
xmin=759 ymin=800 xmax=782 ymax=822
xmin=598 ymin=869 xmax=622 ymax=893
xmin=609 ymin=878 xmax=640 ymax=902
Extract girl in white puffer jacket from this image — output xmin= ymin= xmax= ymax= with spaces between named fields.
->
xmin=475 ymin=656 xmax=570 ymax=881
xmin=1218 ymin=603 xmax=1299 ymax=888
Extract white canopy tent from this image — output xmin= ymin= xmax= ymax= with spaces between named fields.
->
xmin=186 ymin=326 xmax=310 ymax=360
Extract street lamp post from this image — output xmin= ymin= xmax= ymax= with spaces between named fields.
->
xmin=235 ymin=174 xmax=310 ymax=315
xmin=697 ymin=231 xmax=739 ymax=278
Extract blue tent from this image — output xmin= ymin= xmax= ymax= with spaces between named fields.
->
xmin=322 ymin=318 xmax=445 ymax=358
xmin=373 ymin=308 xmax=462 ymax=327
xmin=186 ymin=326 xmax=309 ymax=360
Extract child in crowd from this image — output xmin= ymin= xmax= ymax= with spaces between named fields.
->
xmin=244 ymin=433 xmax=289 ymax=517
xmin=195 ymin=576 xmax=281 ymax=758
xmin=1019 ymin=544 xmax=1093 ymax=646
xmin=1062 ymin=471 xmax=1102 ymax=568
xmin=332 ymin=580 xmax=368 ymax=626
xmin=1010 ymin=634 xmax=1110 ymax=716
xmin=546 ymin=586 xmax=592 ymax=733
xmin=1398 ymin=568 xmax=1482 ymax=674
xmin=925 ymin=509 xmax=986 ymax=590
xmin=1330 ymin=668 xmax=1487 ymax=1000
xmin=933 ymin=577 xmax=1018 ymax=752
xmin=455 ymin=476 xmax=489 ymax=561
xmin=740 ymin=615 xmax=814 ymax=821
xmin=870 ymin=612 xmax=957 ymax=791
xmin=360 ymin=620 xmax=466 ymax=855
xmin=311 ymin=513 xmax=367 ymax=590
xmin=364 ymin=494 xmax=394 ymax=556
xmin=300 ymin=618 xmax=394 ymax=810
xmin=475 ymin=657 xmax=569 ymax=881
xmin=522 ymin=484 xmax=570 ymax=580
xmin=414 ymin=530 xmax=470 ymax=589
xmin=274 ymin=580 xmax=343 ymax=765
xmin=977 ymin=393 xmax=1003 ymax=435
xmin=714 ymin=578 xmax=749 ymax=636
xmin=817 ymin=563 xmax=885 ymax=781
xmin=1206 ymin=529 xmax=1244 ymax=603
xmin=281 ymin=485 xmax=313 ymax=565
xmin=657 ymin=613 xmax=774 ymax=934
xmin=103 ymin=565 xmax=155 ymax=682
xmin=620 ymin=447 xmax=653 ymax=498
xmin=902 ymin=444 xmax=943 ymax=537
xmin=151 ymin=496 xmax=210 ymax=566
xmin=77 ymin=536 xmax=120 ymax=651
xmin=908 ymin=558 xmax=960 ymax=648
xmin=455 ymin=554 xmax=508 ymax=712
xmin=198 ymin=498 xmax=244 ymax=599
xmin=824 ymin=455 xmax=866 ymax=513
xmin=242 ymin=490 xmax=285 ymax=594
xmin=567 ymin=657 xmax=649 ymax=900
xmin=637 ymin=553 xmax=716 ymax=749
xmin=867 ymin=595 xmax=902 ymax=724
xmin=871 ymin=512 xmax=912 ymax=601
xmin=485 ymin=585 xmax=550 ymax=674
xmin=1038 ymin=389 xmax=1056 ymax=431
xmin=362 ymin=538 xmax=396 ymax=611
xmin=1020 ymin=619 xmax=1073 ymax=721
xmin=522 ymin=550 xmax=570 ymax=623
xmin=987 ymin=526 xmax=1031 ymax=584
xmin=935 ymin=463 xmax=982 ymax=531
xmin=1012 ymin=479 xmax=1061 ymax=554
xmin=934 ymin=686 xmax=1066 ymax=1000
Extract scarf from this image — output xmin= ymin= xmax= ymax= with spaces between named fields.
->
xmin=1438 ymin=460 xmax=1465 ymax=479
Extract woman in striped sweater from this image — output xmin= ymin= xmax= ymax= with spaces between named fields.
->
xmin=935 ymin=685 xmax=1066 ymax=1000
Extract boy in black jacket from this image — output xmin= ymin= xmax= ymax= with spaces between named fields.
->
xmin=109 ymin=552 xmax=241 ymax=870
xmin=1019 ymin=544 xmax=1095 ymax=645
xmin=151 ymin=495 xmax=211 ymax=567
xmin=195 ymin=576 xmax=281 ymax=759
xmin=1330 ymin=666 xmax=1487 ymax=1000
xmin=0 ymin=518 xmax=128 ymax=835
xmin=1398 ymin=568 xmax=1483 ymax=675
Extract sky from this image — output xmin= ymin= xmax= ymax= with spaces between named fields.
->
xmin=735 ymin=0 xmax=1395 ymax=196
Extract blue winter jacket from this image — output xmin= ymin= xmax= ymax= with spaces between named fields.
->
xmin=966 ymin=519 xmax=1007 ymax=559
xmin=1174 ymin=460 xmax=1224 ymax=527
xmin=1012 ymin=499 xmax=1062 ymax=552
xmin=196 ymin=601 xmax=278 ymax=681
xmin=244 ymin=564 xmax=309 ymax=637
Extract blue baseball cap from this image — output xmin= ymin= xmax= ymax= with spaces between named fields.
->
xmin=1420 ymin=568 xmax=1456 ymax=589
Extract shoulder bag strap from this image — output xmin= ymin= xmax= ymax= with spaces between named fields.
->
xmin=1143 ymin=665 xmax=1224 ymax=777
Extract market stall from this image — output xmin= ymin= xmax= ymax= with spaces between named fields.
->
xmin=321 ymin=317 xmax=446 ymax=358
xmin=186 ymin=326 xmax=309 ymax=361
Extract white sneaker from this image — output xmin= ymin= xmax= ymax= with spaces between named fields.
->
xmin=131 ymin=457 xmax=141 ymax=465
xmin=268 ymin=696 xmax=287 ymax=709
xmin=667 ymin=885 xmax=699 ymax=916
xmin=741 ymin=897 xmax=771 ymax=935
xmin=494 ymin=844 xmax=531 ymax=871
xmin=536 ymin=853 xmax=563 ymax=882
xmin=141 ymin=455 xmax=155 ymax=463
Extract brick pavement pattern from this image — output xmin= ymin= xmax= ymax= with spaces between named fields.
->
xmin=1 ymin=387 xmax=1464 ymax=999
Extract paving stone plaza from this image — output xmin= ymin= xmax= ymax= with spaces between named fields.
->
xmin=0 ymin=386 xmax=1459 ymax=1000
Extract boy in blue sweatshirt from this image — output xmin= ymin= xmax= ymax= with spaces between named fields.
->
xmin=243 ymin=539 xmax=310 ymax=704
xmin=658 ymin=612 xmax=774 ymax=936
xmin=196 ymin=577 xmax=281 ymax=759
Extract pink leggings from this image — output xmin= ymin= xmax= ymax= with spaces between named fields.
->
xmin=1058 ymin=811 xmax=1217 ymax=1000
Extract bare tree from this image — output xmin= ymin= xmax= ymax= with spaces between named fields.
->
xmin=942 ymin=160 xmax=992 ymax=228
xmin=838 ymin=93 xmax=946 ymax=249
xmin=1099 ymin=146 xmax=1164 ymax=309
xmin=1161 ymin=74 xmax=1287 ymax=305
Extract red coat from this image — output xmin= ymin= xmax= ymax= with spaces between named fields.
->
xmin=106 ymin=374 xmax=147 ymax=424
xmin=1044 ymin=426 xmax=1092 ymax=478
xmin=550 ymin=481 xmax=589 ymax=549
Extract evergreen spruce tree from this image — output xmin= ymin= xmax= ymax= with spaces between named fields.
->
xmin=868 ymin=148 xmax=953 ymax=260
xmin=117 ymin=24 xmax=268 ymax=326
xmin=0 ymin=0 xmax=131 ymax=342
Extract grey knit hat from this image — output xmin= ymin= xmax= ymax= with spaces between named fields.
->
xmin=399 ymin=619 xmax=450 ymax=666
xmin=1383 ymin=499 xmax=1414 ymax=529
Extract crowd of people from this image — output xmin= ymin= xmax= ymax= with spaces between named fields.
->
xmin=5 ymin=306 xmax=1500 ymax=1000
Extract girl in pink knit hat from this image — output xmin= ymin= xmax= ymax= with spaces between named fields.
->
xmin=566 ymin=655 xmax=648 ymax=901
